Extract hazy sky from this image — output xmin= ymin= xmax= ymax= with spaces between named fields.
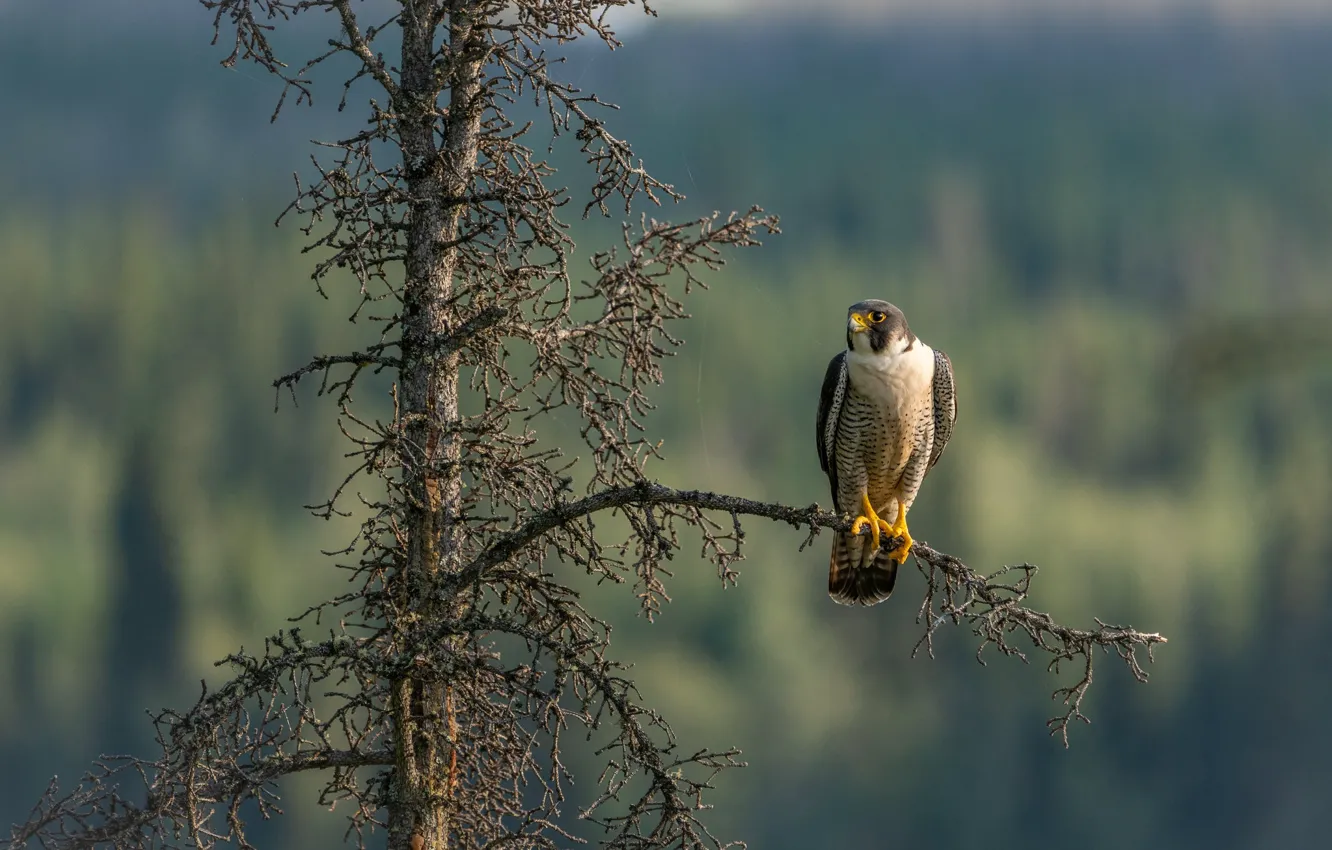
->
xmin=668 ymin=0 xmax=1329 ymax=16
xmin=6 ymin=0 xmax=1332 ymax=33
xmin=7 ymin=0 xmax=1332 ymax=21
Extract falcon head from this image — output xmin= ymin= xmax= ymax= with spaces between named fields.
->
xmin=846 ymin=299 xmax=915 ymax=356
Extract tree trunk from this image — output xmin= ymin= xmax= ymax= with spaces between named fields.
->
xmin=389 ymin=5 xmax=487 ymax=849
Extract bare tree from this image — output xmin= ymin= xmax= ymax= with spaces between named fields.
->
xmin=9 ymin=2 xmax=1165 ymax=848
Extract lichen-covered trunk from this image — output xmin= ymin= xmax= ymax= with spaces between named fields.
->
xmin=389 ymin=5 xmax=486 ymax=849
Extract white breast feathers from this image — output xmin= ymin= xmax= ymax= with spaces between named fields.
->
xmin=845 ymin=339 xmax=935 ymax=411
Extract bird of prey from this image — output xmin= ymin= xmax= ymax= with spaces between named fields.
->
xmin=815 ymin=300 xmax=957 ymax=606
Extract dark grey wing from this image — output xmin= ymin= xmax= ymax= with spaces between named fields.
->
xmin=927 ymin=348 xmax=957 ymax=470
xmin=816 ymin=351 xmax=849 ymax=504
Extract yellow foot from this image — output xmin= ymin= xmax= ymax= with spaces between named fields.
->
xmin=851 ymin=493 xmax=897 ymax=554
xmin=886 ymin=527 xmax=913 ymax=564
xmin=850 ymin=512 xmax=880 ymax=553
xmin=883 ymin=500 xmax=913 ymax=564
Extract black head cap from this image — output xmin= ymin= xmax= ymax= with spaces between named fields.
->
xmin=846 ymin=300 xmax=914 ymax=353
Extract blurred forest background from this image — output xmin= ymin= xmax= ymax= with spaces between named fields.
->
xmin=3 ymin=2 xmax=1332 ymax=847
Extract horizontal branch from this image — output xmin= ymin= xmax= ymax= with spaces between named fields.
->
xmin=274 ymin=349 xmax=398 ymax=396
xmin=454 ymin=481 xmax=835 ymax=586
xmin=273 ymin=306 xmax=507 ymax=407
xmin=455 ymin=481 xmax=1167 ymax=743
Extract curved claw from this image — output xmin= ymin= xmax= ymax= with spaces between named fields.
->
xmin=884 ymin=500 xmax=913 ymax=564
xmin=850 ymin=513 xmax=880 ymax=553
xmin=851 ymin=495 xmax=915 ymax=563
xmin=886 ymin=527 xmax=913 ymax=564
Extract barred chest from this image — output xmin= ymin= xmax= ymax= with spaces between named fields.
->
xmin=835 ymin=341 xmax=936 ymax=486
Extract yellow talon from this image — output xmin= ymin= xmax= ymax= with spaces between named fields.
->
xmin=850 ymin=493 xmax=890 ymax=554
xmin=851 ymin=494 xmax=914 ymax=563
xmin=850 ymin=512 xmax=879 ymax=553
xmin=884 ymin=500 xmax=913 ymax=564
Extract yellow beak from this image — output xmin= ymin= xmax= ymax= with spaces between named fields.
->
xmin=848 ymin=312 xmax=869 ymax=333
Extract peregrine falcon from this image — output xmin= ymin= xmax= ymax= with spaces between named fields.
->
xmin=815 ymin=300 xmax=957 ymax=606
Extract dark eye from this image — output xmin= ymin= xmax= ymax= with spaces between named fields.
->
xmin=869 ymin=311 xmax=886 ymax=323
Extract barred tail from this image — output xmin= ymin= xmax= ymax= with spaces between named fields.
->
xmin=828 ymin=531 xmax=898 ymax=606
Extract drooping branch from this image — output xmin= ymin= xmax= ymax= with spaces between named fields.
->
xmin=910 ymin=549 xmax=1167 ymax=745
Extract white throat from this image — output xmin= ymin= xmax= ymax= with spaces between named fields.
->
xmin=845 ymin=335 xmax=934 ymax=407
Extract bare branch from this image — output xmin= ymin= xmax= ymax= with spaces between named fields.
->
xmin=12 ymin=748 xmax=394 ymax=850
xmin=272 ymin=305 xmax=507 ymax=407
xmin=449 ymin=480 xmax=1165 ymax=741
xmin=11 ymin=628 xmax=394 ymax=849
xmin=456 ymin=481 xmax=831 ymax=584
xmin=274 ymin=347 xmax=397 ymax=407
xmin=909 ymin=549 xmax=1167 ymax=745
xmin=331 ymin=0 xmax=400 ymax=98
